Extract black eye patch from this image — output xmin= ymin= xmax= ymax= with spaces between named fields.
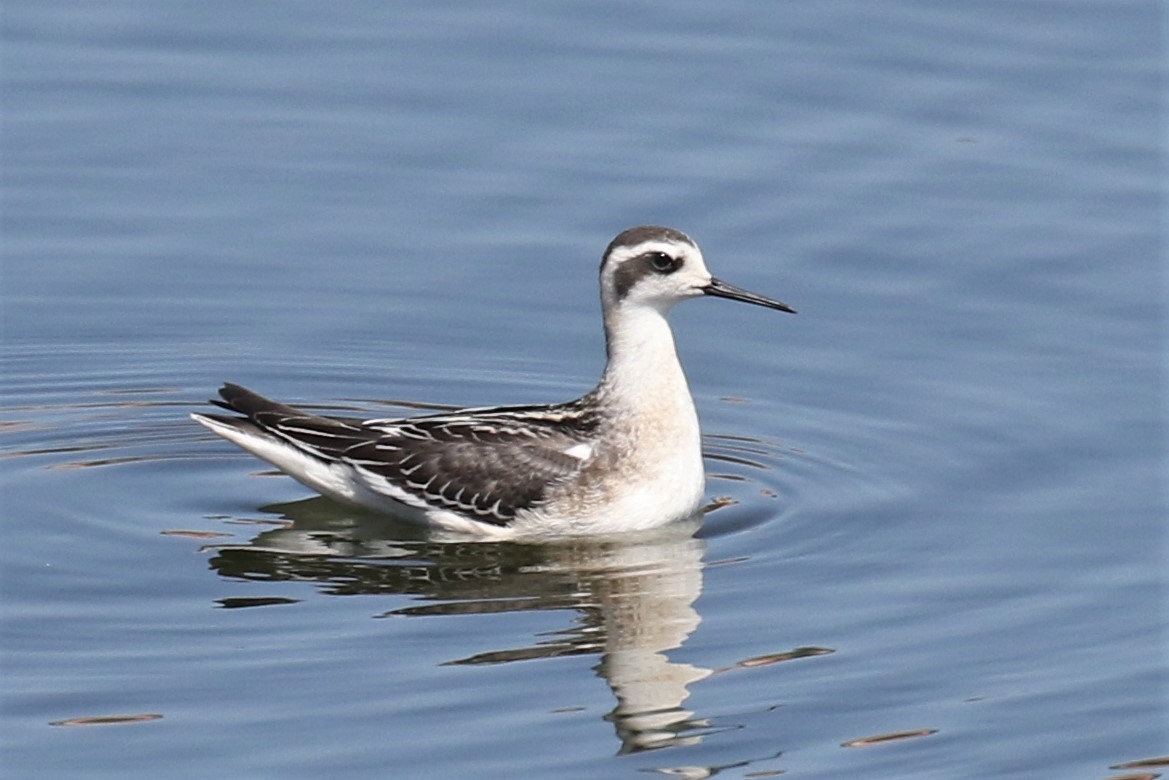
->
xmin=644 ymin=251 xmax=681 ymax=273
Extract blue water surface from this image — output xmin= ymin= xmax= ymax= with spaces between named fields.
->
xmin=2 ymin=2 xmax=1164 ymax=778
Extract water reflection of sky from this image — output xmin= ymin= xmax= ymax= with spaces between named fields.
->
xmin=2 ymin=0 xmax=1163 ymax=778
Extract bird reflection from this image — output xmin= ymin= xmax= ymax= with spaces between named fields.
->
xmin=206 ymin=497 xmax=713 ymax=754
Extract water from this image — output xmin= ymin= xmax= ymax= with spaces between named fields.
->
xmin=2 ymin=1 xmax=1164 ymax=778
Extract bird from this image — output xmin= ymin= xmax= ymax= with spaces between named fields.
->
xmin=191 ymin=226 xmax=795 ymax=538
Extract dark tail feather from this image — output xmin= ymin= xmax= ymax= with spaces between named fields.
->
xmin=211 ymin=383 xmax=304 ymax=420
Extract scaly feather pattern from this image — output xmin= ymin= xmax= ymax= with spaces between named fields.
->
xmin=203 ymin=383 xmax=602 ymax=526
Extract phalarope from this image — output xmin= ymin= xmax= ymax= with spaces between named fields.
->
xmin=192 ymin=226 xmax=794 ymax=538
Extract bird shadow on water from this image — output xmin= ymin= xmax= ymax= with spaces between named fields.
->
xmin=203 ymin=495 xmax=831 ymax=761
xmin=2 ymin=392 xmax=825 ymax=768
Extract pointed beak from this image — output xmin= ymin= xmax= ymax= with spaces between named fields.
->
xmin=703 ymin=277 xmax=796 ymax=314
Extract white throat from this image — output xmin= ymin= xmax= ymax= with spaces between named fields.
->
xmin=598 ymin=302 xmax=694 ymax=417
xmin=577 ymin=299 xmax=705 ymax=531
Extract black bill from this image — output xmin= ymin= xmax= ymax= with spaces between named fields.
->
xmin=704 ymin=277 xmax=796 ymax=314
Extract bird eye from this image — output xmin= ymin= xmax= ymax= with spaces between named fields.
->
xmin=647 ymin=252 xmax=677 ymax=273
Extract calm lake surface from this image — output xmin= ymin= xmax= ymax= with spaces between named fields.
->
xmin=2 ymin=2 xmax=1164 ymax=778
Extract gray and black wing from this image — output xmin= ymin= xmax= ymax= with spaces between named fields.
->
xmin=204 ymin=383 xmax=599 ymax=527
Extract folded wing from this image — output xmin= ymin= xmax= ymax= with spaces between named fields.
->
xmin=207 ymin=383 xmax=598 ymax=526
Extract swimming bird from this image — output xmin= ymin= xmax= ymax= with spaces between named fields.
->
xmin=192 ymin=226 xmax=794 ymax=538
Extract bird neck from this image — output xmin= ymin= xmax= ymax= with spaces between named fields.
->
xmin=596 ymin=304 xmax=694 ymax=416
